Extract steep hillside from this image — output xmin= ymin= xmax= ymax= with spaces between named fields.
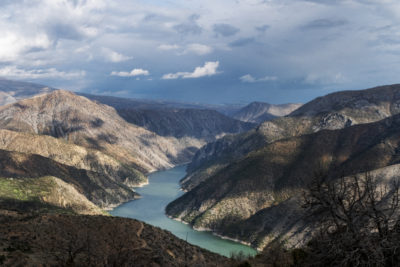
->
xmin=0 ymin=149 xmax=137 ymax=209
xmin=117 ymin=108 xmax=254 ymax=141
xmin=0 ymin=90 xmax=203 ymax=173
xmin=167 ymin=113 xmax=400 ymax=249
xmin=0 ymin=129 xmax=146 ymax=187
xmin=233 ymin=102 xmax=302 ymax=123
xmin=0 ymin=176 xmax=104 ymax=215
xmin=0 ymin=211 xmax=231 ymax=266
xmin=183 ymin=84 xmax=400 ymax=191
xmin=80 ymin=93 xmax=244 ymax=115
xmin=81 ymin=93 xmax=254 ymax=141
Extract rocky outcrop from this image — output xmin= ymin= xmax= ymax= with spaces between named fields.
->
xmin=233 ymin=102 xmax=302 ymax=123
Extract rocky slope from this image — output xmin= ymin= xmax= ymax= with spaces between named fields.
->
xmin=0 ymin=176 xmax=104 ymax=215
xmin=168 ymin=84 xmax=400 ymax=250
xmin=0 ymin=149 xmax=137 ymax=209
xmin=0 ymin=129 xmax=146 ymax=187
xmin=0 ymin=90 xmax=203 ymax=173
xmin=0 ymin=209 xmax=231 ymax=266
xmin=182 ymin=84 xmax=400 ymax=191
xmin=82 ymin=93 xmax=255 ymax=142
xmin=117 ymin=108 xmax=254 ymax=141
xmin=233 ymin=102 xmax=302 ymax=123
xmin=80 ymin=93 xmax=244 ymax=115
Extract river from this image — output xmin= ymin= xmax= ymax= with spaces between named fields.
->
xmin=110 ymin=164 xmax=257 ymax=258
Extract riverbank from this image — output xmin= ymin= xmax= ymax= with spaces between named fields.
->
xmin=110 ymin=165 xmax=257 ymax=257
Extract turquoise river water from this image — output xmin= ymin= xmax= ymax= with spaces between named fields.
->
xmin=110 ymin=165 xmax=257 ymax=258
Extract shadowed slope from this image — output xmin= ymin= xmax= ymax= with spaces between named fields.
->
xmin=167 ymin=113 xmax=400 ymax=249
xmin=183 ymin=84 xmax=400 ymax=191
xmin=0 ymin=211 xmax=231 ymax=266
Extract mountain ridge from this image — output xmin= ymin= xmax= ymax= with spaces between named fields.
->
xmin=233 ymin=101 xmax=302 ymax=123
xmin=167 ymin=83 xmax=400 ymax=250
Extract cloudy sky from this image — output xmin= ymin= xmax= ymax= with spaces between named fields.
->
xmin=1 ymin=0 xmax=400 ymax=104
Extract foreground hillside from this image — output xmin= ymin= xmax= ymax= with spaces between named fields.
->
xmin=168 ymin=84 xmax=400 ymax=250
xmin=0 ymin=206 xmax=230 ymax=266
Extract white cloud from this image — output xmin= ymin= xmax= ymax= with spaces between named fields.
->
xmin=158 ymin=44 xmax=180 ymax=51
xmin=159 ymin=43 xmax=212 ymax=55
xmin=184 ymin=44 xmax=213 ymax=55
xmin=102 ymin=48 xmax=132 ymax=63
xmin=240 ymin=74 xmax=277 ymax=83
xmin=111 ymin=68 xmax=150 ymax=77
xmin=0 ymin=32 xmax=52 ymax=62
xmin=162 ymin=61 xmax=220 ymax=79
xmin=0 ymin=66 xmax=86 ymax=79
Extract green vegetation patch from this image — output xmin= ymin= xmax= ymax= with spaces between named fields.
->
xmin=0 ymin=176 xmax=55 ymax=201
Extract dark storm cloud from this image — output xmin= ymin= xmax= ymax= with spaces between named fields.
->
xmin=302 ymin=18 xmax=348 ymax=30
xmin=213 ymin=23 xmax=240 ymax=37
xmin=173 ymin=14 xmax=202 ymax=35
xmin=2 ymin=0 xmax=400 ymax=105
xmin=255 ymin=24 xmax=270 ymax=33
xmin=300 ymin=0 xmax=345 ymax=5
xmin=46 ymin=22 xmax=84 ymax=41
xmin=229 ymin=37 xmax=255 ymax=47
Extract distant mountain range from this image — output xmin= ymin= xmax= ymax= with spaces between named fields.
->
xmin=0 ymin=79 xmax=54 ymax=105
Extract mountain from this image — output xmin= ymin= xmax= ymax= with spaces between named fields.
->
xmin=0 ymin=90 xmax=203 ymax=173
xmin=0 ymin=79 xmax=53 ymax=105
xmin=116 ymin=108 xmax=255 ymax=141
xmin=0 ymin=89 xmax=220 ymax=210
xmin=167 ymin=113 xmax=400 ymax=249
xmin=80 ymin=93 xmax=244 ymax=115
xmin=167 ymin=84 xmax=400 ymax=250
xmin=0 ymin=82 xmax=254 ymax=211
xmin=232 ymin=102 xmax=302 ymax=123
xmin=182 ymin=84 xmax=400 ymax=191
xmin=81 ymin=93 xmax=255 ymax=141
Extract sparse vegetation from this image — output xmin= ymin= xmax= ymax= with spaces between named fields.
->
xmin=303 ymin=171 xmax=400 ymax=266
xmin=0 ymin=177 xmax=53 ymax=201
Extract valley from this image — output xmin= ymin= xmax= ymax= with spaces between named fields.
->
xmin=3 ymin=1 xmax=400 ymax=265
xmin=2 ymin=80 xmax=400 ymax=265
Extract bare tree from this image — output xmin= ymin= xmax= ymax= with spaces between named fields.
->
xmin=303 ymin=171 xmax=400 ymax=266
